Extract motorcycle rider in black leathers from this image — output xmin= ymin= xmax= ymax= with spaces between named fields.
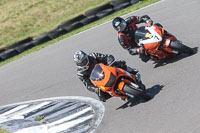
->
xmin=73 ymin=50 xmax=145 ymax=102
xmin=112 ymin=15 xmax=162 ymax=62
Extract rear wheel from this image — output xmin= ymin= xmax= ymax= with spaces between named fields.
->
xmin=170 ymin=41 xmax=194 ymax=55
xmin=123 ymin=83 xmax=151 ymax=101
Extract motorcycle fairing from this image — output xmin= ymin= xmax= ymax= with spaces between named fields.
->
xmin=135 ymin=25 xmax=164 ymax=50
xmin=162 ymin=32 xmax=177 ymax=53
xmin=90 ymin=63 xmax=117 ymax=92
xmin=90 ymin=63 xmax=136 ymax=98
xmin=135 ymin=25 xmax=179 ymax=59
xmin=105 ymin=72 xmax=116 ymax=87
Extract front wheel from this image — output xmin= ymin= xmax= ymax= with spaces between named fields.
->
xmin=123 ymin=83 xmax=151 ymax=101
xmin=169 ymin=41 xmax=194 ymax=55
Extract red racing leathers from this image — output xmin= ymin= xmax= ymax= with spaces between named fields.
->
xmin=117 ymin=15 xmax=153 ymax=62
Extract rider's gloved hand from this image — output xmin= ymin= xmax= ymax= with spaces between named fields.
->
xmin=139 ymin=15 xmax=153 ymax=26
xmin=146 ymin=19 xmax=153 ymax=27
xmin=107 ymin=55 xmax=115 ymax=65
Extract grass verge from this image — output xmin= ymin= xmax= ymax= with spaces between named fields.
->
xmin=0 ymin=0 xmax=110 ymax=48
xmin=0 ymin=127 xmax=10 ymax=133
xmin=0 ymin=0 xmax=160 ymax=66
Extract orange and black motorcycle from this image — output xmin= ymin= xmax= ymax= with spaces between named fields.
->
xmin=90 ymin=63 xmax=151 ymax=102
xmin=135 ymin=24 xmax=194 ymax=60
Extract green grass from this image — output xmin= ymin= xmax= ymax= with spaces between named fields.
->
xmin=0 ymin=0 xmax=160 ymax=66
xmin=34 ymin=115 xmax=45 ymax=121
xmin=0 ymin=0 xmax=110 ymax=48
xmin=0 ymin=127 xmax=10 ymax=133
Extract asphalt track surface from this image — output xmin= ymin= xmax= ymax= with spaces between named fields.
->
xmin=0 ymin=0 xmax=200 ymax=132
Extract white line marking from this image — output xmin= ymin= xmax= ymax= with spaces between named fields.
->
xmin=49 ymin=115 xmax=94 ymax=133
xmin=8 ymin=101 xmax=50 ymax=119
xmin=0 ymin=96 xmax=105 ymax=133
xmin=0 ymin=104 xmax=28 ymax=117
xmin=48 ymin=107 xmax=93 ymax=127
xmin=14 ymin=115 xmax=93 ymax=133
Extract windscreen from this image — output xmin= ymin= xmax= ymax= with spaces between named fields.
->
xmin=135 ymin=26 xmax=151 ymax=43
xmin=90 ymin=64 xmax=105 ymax=81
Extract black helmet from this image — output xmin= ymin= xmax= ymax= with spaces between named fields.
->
xmin=112 ymin=17 xmax=127 ymax=32
xmin=73 ymin=50 xmax=89 ymax=70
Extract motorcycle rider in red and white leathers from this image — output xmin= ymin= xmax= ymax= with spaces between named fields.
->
xmin=112 ymin=15 xmax=162 ymax=62
xmin=73 ymin=50 xmax=145 ymax=102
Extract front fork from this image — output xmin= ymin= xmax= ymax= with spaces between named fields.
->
xmin=117 ymin=79 xmax=140 ymax=98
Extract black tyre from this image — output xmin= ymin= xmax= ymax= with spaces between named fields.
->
xmin=96 ymin=8 xmax=114 ymax=19
xmin=47 ymin=28 xmax=61 ymax=39
xmin=55 ymin=28 xmax=69 ymax=36
xmin=64 ymin=21 xmax=84 ymax=32
xmin=170 ymin=41 xmax=194 ymax=55
xmin=123 ymin=83 xmax=151 ymax=101
xmin=32 ymin=33 xmax=52 ymax=45
xmin=123 ymin=83 xmax=143 ymax=97
xmin=110 ymin=0 xmax=130 ymax=7
xmin=7 ymin=37 xmax=33 ymax=49
xmin=47 ymin=28 xmax=68 ymax=39
xmin=0 ymin=48 xmax=6 ymax=53
xmin=57 ymin=14 xmax=86 ymax=29
xmin=0 ymin=48 xmax=18 ymax=60
xmin=130 ymin=0 xmax=140 ymax=5
xmin=15 ymin=42 xmax=34 ymax=53
xmin=113 ymin=2 xmax=131 ymax=11
xmin=80 ymin=15 xmax=99 ymax=25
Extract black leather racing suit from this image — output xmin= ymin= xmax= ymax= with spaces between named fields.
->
xmin=76 ymin=52 xmax=140 ymax=102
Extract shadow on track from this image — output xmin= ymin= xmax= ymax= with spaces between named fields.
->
xmin=116 ymin=84 xmax=164 ymax=110
xmin=153 ymin=47 xmax=198 ymax=68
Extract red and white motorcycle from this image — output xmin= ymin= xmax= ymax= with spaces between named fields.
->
xmin=134 ymin=24 xmax=193 ymax=60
